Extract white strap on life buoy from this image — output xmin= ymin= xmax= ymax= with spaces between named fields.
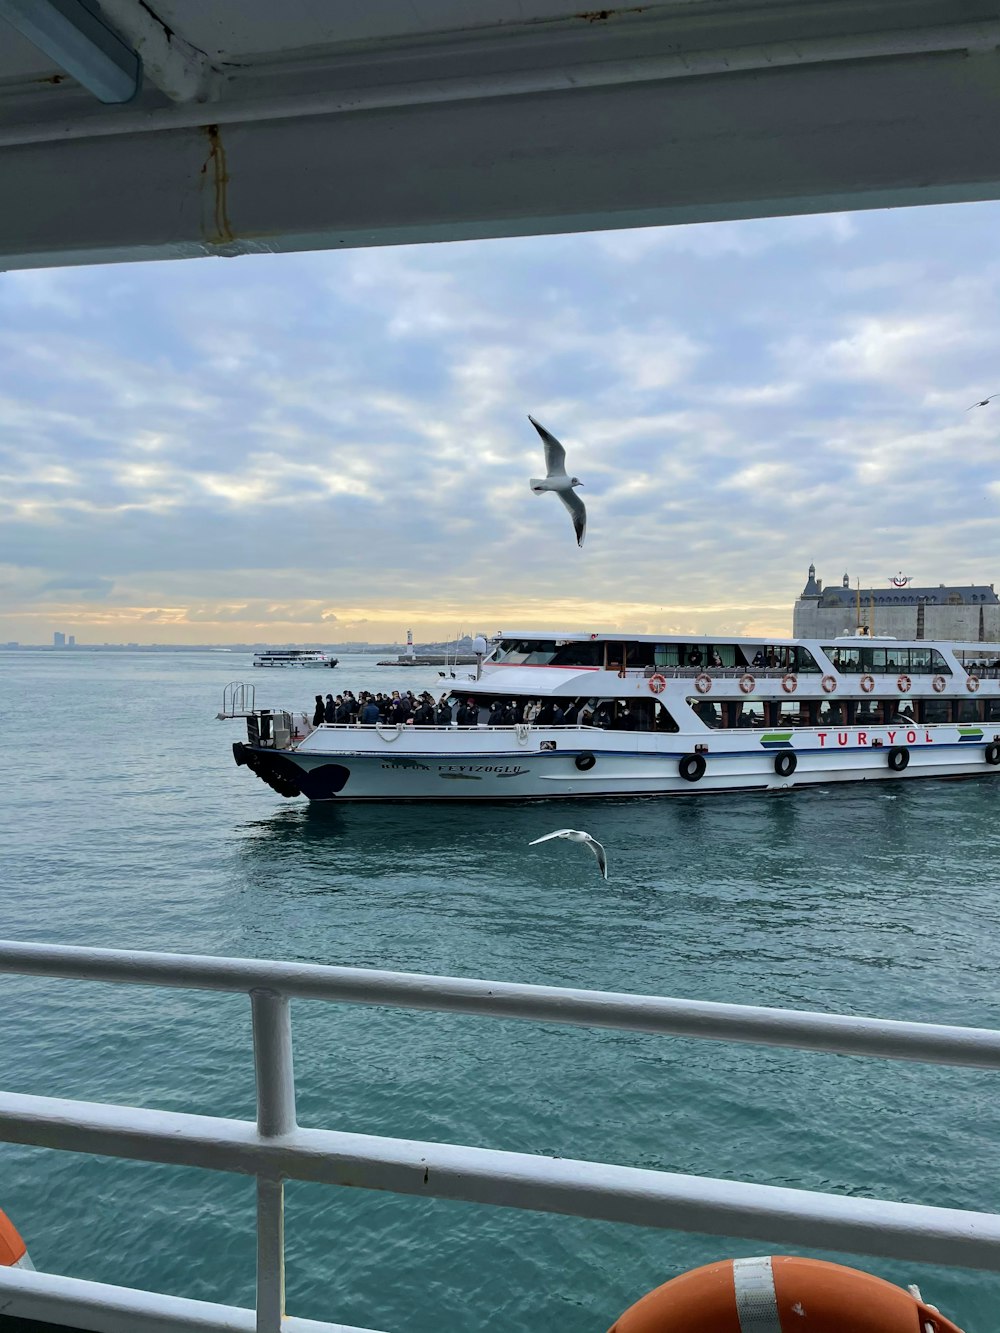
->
xmin=695 ymin=673 xmax=712 ymax=694
xmin=821 ymin=674 xmax=837 ymax=694
xmin=860 ymin=673 xmax=876 ymax=694
xmin=649 ymin=674 xmax=666 ymax=695
xmin=897 ymin=674 xmax=912 ymax=693
xmin=739 ymin=674 xmax=756 ymax=694
xmin=732 ymin=1257 xmax=781 ymax=1333
xmin=967 ymin=675 xmax=981 ymax=693
xmin=781 ymin=674 xmax=797 ymax=694
xmin=932 ymin=675 xmax=947 ymax=693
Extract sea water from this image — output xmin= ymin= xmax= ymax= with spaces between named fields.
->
xmin=1 ymin=649 xmax=999 ymax=1331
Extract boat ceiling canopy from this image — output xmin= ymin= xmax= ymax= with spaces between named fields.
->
xmin=2 ymin=0 xmax=1000 ymax=270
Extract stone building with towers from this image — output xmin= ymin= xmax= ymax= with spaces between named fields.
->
xmin=793 ymin=564 xmax=1000 ymax=641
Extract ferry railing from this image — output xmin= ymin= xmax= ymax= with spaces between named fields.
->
xmin=4 ymin=942 xmax=1000 ymax=1332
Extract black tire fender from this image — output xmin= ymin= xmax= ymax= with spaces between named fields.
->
xmin=774 ymin=752 xmax=797 ymax=778
xmin=888 ymin=746 xmax=909 ymax=772
xmin=679 ymin=753 xmax=707 ymax=783
xmin=575 ymin=752 xmax=596 ymax=772
xmin=985 ymin=742 xmax=1000 ymax=766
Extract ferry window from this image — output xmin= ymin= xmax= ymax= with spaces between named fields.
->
xmin=929 ymin=650 xmax=952 ymax=674
xmin=957 ymin=700 xmax=981 ymax=723
xmin=654 ymin=643 xmax=683 ymax=669
xmin=920 ymin=699 xmax=951 ymax=724
xmin=985 ymin=700 xmax=1000 ymax=723
xmin=549 ymin=640 xmax=604 ymax=667
xmin=494 ymin=639 xmax=557 ymax=664
xmin=824 ymin=646 xmax=860 ymax=672
xmin=732 ymin=701 xmax=766 ymax=728
xmin=692 ymin=699 xmax=719 ymax=728
xmin=623 ymin=642 xmax=657 ymax=668
xmin=789 ymin=646 xmax=820 ymax=673
xmin=908 ymin=648 xmax=931 ymax=674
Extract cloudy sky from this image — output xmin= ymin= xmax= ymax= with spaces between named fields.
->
xmin=3 ymin=201 xmax=1000 ymax=645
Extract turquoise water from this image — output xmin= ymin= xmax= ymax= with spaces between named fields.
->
xmin=2 ymin=649 xmax=1000 ymax=1330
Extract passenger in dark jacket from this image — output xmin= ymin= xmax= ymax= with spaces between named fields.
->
xmin=437 ymin=697 xmax=453 ymax=725
xmin=414 ymin=697 xmax=435 ymax=725
xmin=360 ymin=699 xmax=380 ymax=724
xmin=312 ymin=695 xmax=326 ymax=726
xmin=488 ymin=700 xmax=505 ymax=726
xmin=325 ymin=693 xmax=336 ymax=721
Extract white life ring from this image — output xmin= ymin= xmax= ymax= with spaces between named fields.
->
xmin=781 ymin=674 xmax=797 ymax=694
xmin=897 ymin=674 xmax=912 ymax=693
xmin=694 ymin=673 xmax=712 ymax=695
xmin=967 ymin=675 xmax=981 ymax=693
xmin=932 ymin=675 xmax=947 ymax=693
xmin=821 ymin=674 xmax=837 ymax=694
xmin=739 ymin=674 xmax=755 ymax=695
xmin=648 ymin=674 xmax=666 ymax=695
xmin=860 ymin=674 xmax=876 ymax=694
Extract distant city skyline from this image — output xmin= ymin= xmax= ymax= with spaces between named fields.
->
xmin=4 ymin=202 xmax=1000 ymax=644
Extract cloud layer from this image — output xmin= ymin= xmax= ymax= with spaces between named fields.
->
xmin=2 ymin=203 xmax=1000 ymax=643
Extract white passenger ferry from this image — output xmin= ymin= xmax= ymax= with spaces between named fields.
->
xmin=225 ymin=630 xmax=1000 ymax=801
xmin=252 ymin=649 xmax=338 ymax=669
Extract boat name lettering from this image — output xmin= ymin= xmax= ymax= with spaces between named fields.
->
xmin=440 ymin=763 xmax=529 ymax=776
xmin=815 ymin=730 xmax=931 ymax=748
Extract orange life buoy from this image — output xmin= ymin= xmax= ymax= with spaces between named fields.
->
xmin=607 ymin=1255 xmax=963 ymax=1333
xmin=860 ymin=673 xmax=875 ymax=694
xmin=897 ymin=673 xmax=911 ymax=693
xmin=821 ymin=674 xmax=837 ymax=694
xmin=932 ymin=674 xmax=947 ymax=693
xmin=0 ymin=1208 xmax=30 ymax=1269
xmin=694 ymin=673 xmax=712 ymax=695
xmin=739 ymin=674 xmax=755 ymax=695
xmin=781 ymin=674 xmax=797 ymax=694
xmin=967 ymin=675 xmax=981 ymax=693
xmin=648 ymin=674 xmax=666 ymax=695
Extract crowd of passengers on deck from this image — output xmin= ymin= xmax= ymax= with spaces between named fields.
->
xmin=304 ymin=690 xmax=675 ymax=732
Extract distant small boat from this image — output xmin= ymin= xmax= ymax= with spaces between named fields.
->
xmin=252 ymin=650 xmax=338 ymax=669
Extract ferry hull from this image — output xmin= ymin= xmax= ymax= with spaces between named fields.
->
xmin=234 ymin=734 xmax=1000 ymax=802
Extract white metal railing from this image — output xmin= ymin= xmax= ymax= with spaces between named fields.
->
xmin=3 ymin=943 xmax=1000 ymax=1333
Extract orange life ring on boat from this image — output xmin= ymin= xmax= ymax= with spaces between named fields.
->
xmin=781 ymin=674 xmax=797 ymax=694
xmin=860 ymin=673 xmax=876 ymax=694
xmin=967 ymin=675 xmax=981 ymax=693
xmin=0 ymin=1208 xmax=31 ymax=1269
xmin=821 ymin=674 xmax=837 ymax=694
xmin=739 ymin=674 xmax=755 ymax=695
xmin=694 ymin=673 xmax=712 ymax=695
xmin=932 ymin=675 xmax=947 ymax=693
xmin=648 ymin=674 xmax=666 ymax=695
xmin=896 ymin=673 xmax=911 ymax=693
xmin=607 ymin=1255 xmax=963 ymax=1333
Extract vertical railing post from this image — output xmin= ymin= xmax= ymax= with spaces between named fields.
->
xmin=251 ymin=989 xmax=296 ymax=1333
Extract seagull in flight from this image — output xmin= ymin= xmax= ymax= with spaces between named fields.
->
xmin=967 ymin=393 xmax=1000 ymax=410
xmin=529 ymin=829 xmax=608 ymax=879
xmin=528 ymin=416 xmax=586 ymax=547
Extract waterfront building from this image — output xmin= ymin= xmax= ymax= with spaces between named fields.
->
xmin=793 ymin=565 xmax=1000 ymax=641
xmin=52 ymin=631 xmax=65 ymax=648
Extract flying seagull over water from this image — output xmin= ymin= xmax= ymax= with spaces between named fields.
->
xmin=967 ymin=393 xmax=1000 ymax=410
xmin=528 ymin=416 xmax=586 ymax=547
xmin=529 ymin=829 xmax=608 ymax=879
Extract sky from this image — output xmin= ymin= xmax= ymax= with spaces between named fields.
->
xmin=3 ymin=201 xmax=1000 ymax=645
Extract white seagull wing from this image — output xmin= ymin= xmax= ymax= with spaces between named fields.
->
xmin=583 ymin=836 xmax=608 ymax=879
xmin=529 ymin=829 xmax=575 ymax=845
xmin=967 ymin=393 xmax=1000 ymax=409
xmin=558 ymin=488 xmax=587 ymax=547
xmin=529 ymin=415 xmax=567 ymax=477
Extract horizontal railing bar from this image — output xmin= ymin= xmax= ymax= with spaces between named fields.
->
xmin=2 ymin=1093 xmax=999 ymax=1273
xmin=1 ymin=940 xmax=999 ymax=1069
xmin=0 ymin=1265 xmax=384 ymax=1333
